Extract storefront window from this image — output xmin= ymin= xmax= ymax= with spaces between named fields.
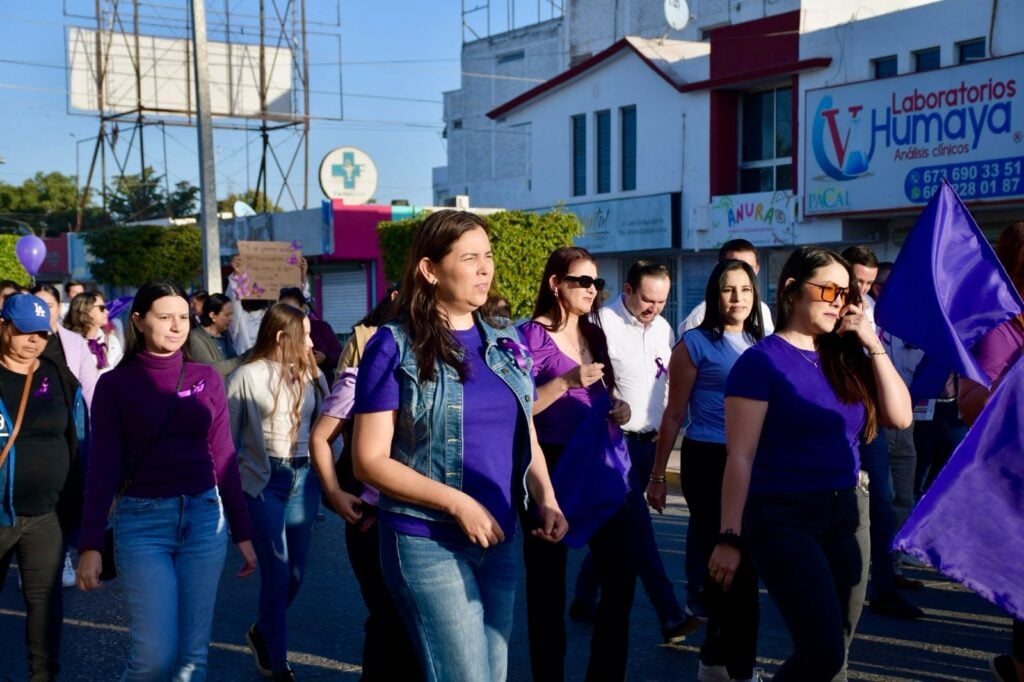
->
xmin=739 ymin=86 xmax=792 ymax=193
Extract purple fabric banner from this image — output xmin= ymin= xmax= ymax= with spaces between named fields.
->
xmin=894 ymin=355 xmax=1024 ymax=620
xmin=875 ymin=181 xmax=1024 ymax=400
xmin=550 ymin=391 xmax=631 ymax=548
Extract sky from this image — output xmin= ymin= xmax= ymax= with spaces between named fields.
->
xmin=0 ymin=1 xmax=480 ymax=210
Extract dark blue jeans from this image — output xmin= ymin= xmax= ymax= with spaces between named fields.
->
xmin=859 ymin=432 xmax=897 ymax=596
xmin=247 ymin=457 xmax=321 ymax=673
xmin=572 ymin=434 xmax=685 ymax=627
xmin=747 ymin=488 xmax=869 ymax=681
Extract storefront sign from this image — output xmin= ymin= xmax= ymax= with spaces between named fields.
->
xmin=708 ymin=190 xmax=797 ymax=247
xmin=804 ymin=53 xmax=1024 ymax=215
xmin=560 ymin=193 xmax=677 ymax=253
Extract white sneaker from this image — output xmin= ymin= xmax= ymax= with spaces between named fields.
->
xmin=698 ymin=662 xmax=732 ymax=682
xmin=62 ymin=553 xmax=76 ymax=588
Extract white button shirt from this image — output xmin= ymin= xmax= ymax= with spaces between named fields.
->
xmin=599 ymin=295 xmax=674 ymax=433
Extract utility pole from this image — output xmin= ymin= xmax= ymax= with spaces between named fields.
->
xmin=189 ymin=0 xmax=221 ymax=294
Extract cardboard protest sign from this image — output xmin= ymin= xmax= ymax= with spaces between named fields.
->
xmin=234 ymin=240 xmax=303 ymax=300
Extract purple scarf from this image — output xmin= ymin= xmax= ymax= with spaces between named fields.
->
xmin=87 ymin=337 xmax=109 ymax=370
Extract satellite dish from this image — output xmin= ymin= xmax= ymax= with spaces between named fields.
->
xmin=664 ymin=0 xmax=690 ymax=31
xmin=233 ymin=201 xmax=257 ymax=217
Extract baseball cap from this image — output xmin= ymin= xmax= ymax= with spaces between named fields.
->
xmin=1 ymin=294 xmax=52 ymax=334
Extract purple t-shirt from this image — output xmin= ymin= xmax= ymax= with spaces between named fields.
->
xmin=973 ymin=317 xmax=1024 ymax=382
xmin=725 ymin=335 xmax=865 ymax=493
xmin=354 ymin=326 xmax=520 ymax=543
xmin=519 ymin=320 xmax=607 ymax=444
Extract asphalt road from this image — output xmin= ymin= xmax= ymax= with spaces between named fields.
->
xmin=1 ymin=493 xmax=1011 ymax=680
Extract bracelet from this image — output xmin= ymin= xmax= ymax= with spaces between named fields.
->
xmin=868 ymin=349 xmax=887 ymax=357
xmin=649 ymin=474 xmax=667 ymax=484
xmin=714 ymin=529 xmax=743 ymax=549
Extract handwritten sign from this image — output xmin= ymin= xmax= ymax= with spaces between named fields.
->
xmin=235 ymin=240 xmax=303 ymax=300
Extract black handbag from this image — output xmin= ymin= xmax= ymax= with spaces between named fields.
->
xmin=100 ymin=362 xmax=185 ymax=581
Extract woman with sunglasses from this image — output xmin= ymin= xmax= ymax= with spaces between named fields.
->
xmin=647 ymin=259 xmax=765 ymax=682
xmin=519 ymin=246 xmax=635 ymax=681
xmin=63 ymin=291 xmax=123 ymax=375
xmin=709 ymin=246 xmax=911 ymax=680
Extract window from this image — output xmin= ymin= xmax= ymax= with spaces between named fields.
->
xmin=571 ymin=114 xmax=586 ymax=196
xmin=497 ymin=50 xmax=525 ymax=64
xmin=872 ymin=55 xmax=897 ymax=79
xmin=452 ymin=119 xmax=463 ymax=130
xmin=620 ymin=105 xmax=637 ymax=192
xmin=739 ymin=86 xmax=792 ymax=193
xmin=914 ymin=47 xmax=940 ymax=72
xmin=595 ymin=110 xmax=611 ymax=194
xmin=957 ymin=38 xmax=985 ymax=64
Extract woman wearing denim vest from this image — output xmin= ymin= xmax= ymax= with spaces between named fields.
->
xmin=77 ymin=280 xmax=256 ymax=680
xmin=352 ymin=210 xmax=567 ymax=682
xmin=228 ymin=303 xmax=327 ymax=680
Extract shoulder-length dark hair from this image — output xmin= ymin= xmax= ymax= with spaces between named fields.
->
xmin=393 ymin=210 xmax=499 ymax=383
xmin=775 ymin=246 xmax=879 ymax=441
xmin=64 ymin=291 xmax=104 ymax=337
xmin=530 ymin=246 xmax=615 ymax=392
xmin=124 ymin=279 xmax=192 ymax=361
xmin=697 ymin=259 xmax=765 ymax=342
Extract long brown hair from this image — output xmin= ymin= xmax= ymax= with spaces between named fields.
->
xmin=531 ymin=246 xmax=615 ymax=392
xmin=63 ymin=291 xmax=104 ymax=337
xmin=776 ymin=246 xmax=879 ymax=441
xmin=244 ymin=303 xmax=324 ymax=448
xmin=392 ymin=210 xmax=500 ymax=383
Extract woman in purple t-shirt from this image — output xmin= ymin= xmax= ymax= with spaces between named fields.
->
xmin=710 ymin=246 xmax=912 ymax=680
xmin=519 ymin=246 xmax=635 ymax=682
xmin=958 ymin=222 xmax=1024 ymax=682
xmin=352 ymin=211 xmax=567 ymax=682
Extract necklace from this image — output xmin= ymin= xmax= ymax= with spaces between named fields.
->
xmin=791 ymin=346 xmax=819 ymax=369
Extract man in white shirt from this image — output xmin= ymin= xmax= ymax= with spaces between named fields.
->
xmin=678 ymin=239 xmax=774 ymax=336
xmin=570 ymin=262 xmax=697 ymax=643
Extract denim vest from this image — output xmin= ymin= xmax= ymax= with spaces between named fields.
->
xmin=380 ymin=315 xmax=536 ymax=524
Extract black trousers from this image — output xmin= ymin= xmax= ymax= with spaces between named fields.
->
xmin=522 ymin=442 xmax=638 ymax=682
xmin=680 ymin=439 xmax=759 ymax=679
xmin=746 ymin=488 xmax=869 ymax=681
xmin=0 ymin=512 xmax=64 ymax=682
xmin=343 ymin=509 xmax=421 ymax=681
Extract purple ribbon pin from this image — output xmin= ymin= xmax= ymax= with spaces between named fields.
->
xmin=178 ymin=379 xmax=206 ymax=398
xmin=32 ymin=376 xmax=51 ymax=399
xmin=655 ymin=357 xmax=668 ymax=380
xmin=497 ymin=337 xmax=530 ymax=372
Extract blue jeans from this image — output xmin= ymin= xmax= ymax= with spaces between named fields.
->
xmin=113 ymin=487 xmax=228 ymax=681
xmin=573 ymin=434 xmax=685 ymax=627
xmin=859 ymin=432 xmax=897 ymax=596
xmin=379 ymin=523 xmax=520 ymax=682
xmin=246 ymin=457 xmax=321 ymax=673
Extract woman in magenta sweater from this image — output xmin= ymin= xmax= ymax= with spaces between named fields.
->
xmin=76 ymin=279 xmax=256 ymax=681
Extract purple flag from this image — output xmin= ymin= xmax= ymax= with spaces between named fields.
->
xmin=894 ymin=354 xmax=1024 ymax=620
xmin=875 ymin=181 xmax=1023 ymax=400
xmin=550 ymin=391 xmax=631 ymax=548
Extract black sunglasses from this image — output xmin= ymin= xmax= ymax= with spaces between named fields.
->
xmin=94 ymin=304 xmax=108 ymax=312
xmin=562 ymin=275 xmax=606 ymax=291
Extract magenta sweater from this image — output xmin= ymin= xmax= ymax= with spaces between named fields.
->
xmin=79 ymin=350 xmax=253 ymax=551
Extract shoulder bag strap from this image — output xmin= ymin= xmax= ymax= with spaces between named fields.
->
xmin=0 ymin=362 xmax=38 ymax=472
xmin=116 ymin=360 xmax=188 ymax=499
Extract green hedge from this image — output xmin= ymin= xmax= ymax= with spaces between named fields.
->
xmin=0 ymin=235 xmax=32 ymax=286
xmin=81 ymin=224 xmax=202 ymax=288
xmin=377 ymin=209 xmax=582 ymax=320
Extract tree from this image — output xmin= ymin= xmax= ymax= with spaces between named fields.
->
xmin=167 ymin=180 xmax=199 ymax=218
xmin=217 ymin=188 xmax=283 ymax=214
xmin=0 ymin=171 xmax=102 ymax=234
xmin=0 ymin=235 xmax=32 ymax=286
xmin=81 ymin=224 xmax=202 ymax=287
xmin=106 ymin=167 xmax=168 ymax=223
xmin=377 ymin=208 xmax=583 ymax=320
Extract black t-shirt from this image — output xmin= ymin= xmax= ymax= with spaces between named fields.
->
xmin=0 ymin=361 xmax=71 ymax=516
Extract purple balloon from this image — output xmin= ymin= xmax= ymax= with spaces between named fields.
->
xmin=15 ymin=235 xmax=47 ymax=276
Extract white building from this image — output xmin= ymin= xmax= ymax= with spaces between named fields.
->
xmin=436 ymin=0 xmax=1024 ymax=326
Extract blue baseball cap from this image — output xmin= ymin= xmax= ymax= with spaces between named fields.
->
xmin=1 ymin=294 xmax=52 ymax=334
